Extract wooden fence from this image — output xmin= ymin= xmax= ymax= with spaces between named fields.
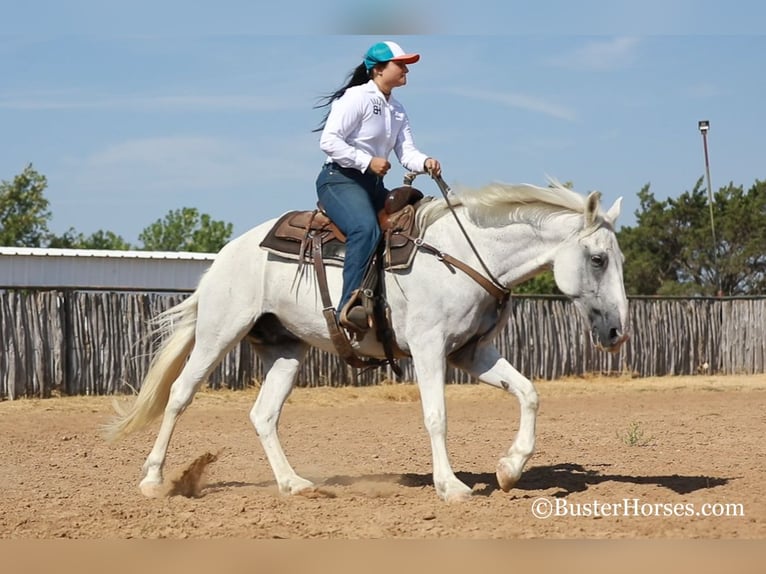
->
xmin=1 ymin=289 xmax=764 ymax=399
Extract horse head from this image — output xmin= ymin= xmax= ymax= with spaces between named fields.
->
xmin=552 ymin=191 xmax=630 ymax=353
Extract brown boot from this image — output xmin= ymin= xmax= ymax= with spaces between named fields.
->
xmin=340 ymin=304 xmax=370 ymax=333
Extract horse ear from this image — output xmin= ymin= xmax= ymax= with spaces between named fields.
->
xmin=585 ymin=191 xmax=602 ymax=227
xmin=605 ymin=196 xmax=623 ymax=224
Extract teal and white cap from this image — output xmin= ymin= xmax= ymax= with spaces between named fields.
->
xmin=364 ymin=41 xmax=420 ymax=70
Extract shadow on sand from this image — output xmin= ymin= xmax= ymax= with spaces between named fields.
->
xmin=321 ymin=462 xmax=732 ymax=497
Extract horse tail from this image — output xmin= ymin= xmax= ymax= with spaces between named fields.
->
xmin=105 ymin=292 xmax=199 ymax=442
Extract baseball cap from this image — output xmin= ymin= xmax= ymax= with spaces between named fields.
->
xmin=364 ymin=41 xmax=420 ymax=70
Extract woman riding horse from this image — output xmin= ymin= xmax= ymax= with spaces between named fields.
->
xmin=314 ymin=40 xmax=442 ymax=333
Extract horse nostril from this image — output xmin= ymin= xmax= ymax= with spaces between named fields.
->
xmin=609 ymin=328 xmax=621 ymax=341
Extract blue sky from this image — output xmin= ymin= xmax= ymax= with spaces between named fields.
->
xmin=2 ymin=1 xmax=764 ymax=244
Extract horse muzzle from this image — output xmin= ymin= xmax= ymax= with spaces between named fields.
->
xmin=590 ymin=324 xmax=630 ymax=353
xmin=587 ymin=305 xmax=630 ymax=353
xmin=596 ymin=329 xmax=630 ymax=353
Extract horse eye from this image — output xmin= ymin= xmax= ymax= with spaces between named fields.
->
xmin=591 ymin=254 xmax=606 ymax=268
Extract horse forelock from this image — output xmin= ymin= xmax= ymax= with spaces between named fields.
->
xmin=417 ymin=179 xmax=588 ymax=230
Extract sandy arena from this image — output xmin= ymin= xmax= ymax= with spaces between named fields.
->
xmin=1 ymin=374 xmax=764 ymax=539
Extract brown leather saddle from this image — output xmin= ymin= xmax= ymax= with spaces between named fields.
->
xmin=259 ymin=186 xmax=429 ymax=270
xmin=258 ymin=185 xmax=429 ymax=374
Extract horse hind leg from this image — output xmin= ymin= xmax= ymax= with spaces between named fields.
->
xmin=248 ymin=331 xmax=311 ymax=495
xmin=139 ymin=323 xmax=252 ymax=497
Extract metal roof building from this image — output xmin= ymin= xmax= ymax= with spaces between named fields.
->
xmin=0 ymin=246 xmax=216 ymax=291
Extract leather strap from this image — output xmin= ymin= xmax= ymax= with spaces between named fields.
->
xmin=312 ymin=234 xmax=387 ymax=370
xmin=401 ymin=232 xmax=510 ymax=303
xmin=368 ymin=246 xmax=404 ymax=377
xmin=298 ymin=210 xmax=319 ymax=267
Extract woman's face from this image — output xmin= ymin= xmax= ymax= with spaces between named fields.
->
xmin=378 ymin=60 xmax=409 ymax=89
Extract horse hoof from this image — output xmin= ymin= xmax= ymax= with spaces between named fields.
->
xmin=139 ymin=480 xmax=166 ymax=498
xmin=279 ymin=477 xmax=315 ymax=496
xmin=437 ymin=479 xmax=473 ymax=503
xmin=444 ymin=489 xmax=473 ymax=503
xmin=296 ymin=487 xmax=337 ymax=499
xmin=496 ymin=460 xmax=521 ymax=492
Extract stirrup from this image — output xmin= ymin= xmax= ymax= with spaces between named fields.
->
xmin=340 ymin=304 xmax=370 ymax=334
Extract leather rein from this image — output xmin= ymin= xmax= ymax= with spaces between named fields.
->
xmin=405 ymin=171 xmax=511 ymax=305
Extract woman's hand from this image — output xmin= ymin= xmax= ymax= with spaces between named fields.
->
xmin=424 ymin=157 xmax=442 ymax=177
xmin=368 ymin=157 xmax=392 ymax=176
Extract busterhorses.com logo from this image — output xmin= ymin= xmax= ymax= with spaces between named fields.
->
xmin=531 ymin=497 xmax=745 ymax=520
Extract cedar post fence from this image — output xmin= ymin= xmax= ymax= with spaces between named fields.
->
xmin=1 ymin=289 xmax=764 ymax=399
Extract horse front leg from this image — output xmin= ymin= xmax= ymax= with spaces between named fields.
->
xmin=411 ymin=344 xmax=473 ymax=502
xmin=450 ymin=344 xmax=539 ymax=492
xmin=250 ymin=341 xmax=313 ymax=495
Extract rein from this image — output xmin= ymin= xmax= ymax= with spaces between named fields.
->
xmin=405 ymin=171 xmax=511 ymax=304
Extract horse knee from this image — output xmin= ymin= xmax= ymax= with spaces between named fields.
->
xmin=166 ymin=383 xmax=196 ymax=415
xmin=525 ymin=386 xmax=539 ymax=412
xmin=507 ymin=378 xmax=538 ymax=412
xmin=249 ymin=405 xmax=277 ymax=437
xmin=423 ymin=409 xmax=446 ymax=436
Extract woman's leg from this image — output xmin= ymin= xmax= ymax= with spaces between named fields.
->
xmin=316 ymin=164 xmax=381 ymax=311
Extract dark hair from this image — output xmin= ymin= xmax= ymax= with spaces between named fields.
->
xmin=312 ymin=62 xmax=373 ymax=133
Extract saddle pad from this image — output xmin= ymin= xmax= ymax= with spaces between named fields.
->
xmin=259 ymin=205 xmax=425 ymax=270
xmin=259 ymin=210 xmax=345 ymax=267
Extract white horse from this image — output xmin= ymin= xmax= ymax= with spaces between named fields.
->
xmin=107 ymin=179 xmax=629 ymax=502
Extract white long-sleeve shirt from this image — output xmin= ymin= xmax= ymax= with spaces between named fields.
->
xmin=319 ymin=80 xmax=429 ymax=174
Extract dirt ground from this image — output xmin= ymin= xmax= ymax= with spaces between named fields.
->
xmin=1 ymin=374 xmax=764 ymax=539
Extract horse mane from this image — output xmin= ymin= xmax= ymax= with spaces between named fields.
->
xmin=417 ymin=179 xmax=588 ymax=230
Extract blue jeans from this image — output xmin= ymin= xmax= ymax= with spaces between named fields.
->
xmin=316 ymin=162 xmax=386 ymax=310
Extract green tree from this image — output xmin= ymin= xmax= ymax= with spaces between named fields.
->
xmin=138 ymin=207 xmax=233 ymax=252
xmin=0 ymin=164 xmax=51 ymax=247
xmin=48 ymin=228 xmax=132 ymax=250
xmin=713 ymin=180 xmax=766 ymax=294
xmin=618 ymin=178 xmax=766 ymax=296
xmin=617 ymin=184 xmax=685 ymax=295
xmin=514 ymin=271 xmax=560 ymax=295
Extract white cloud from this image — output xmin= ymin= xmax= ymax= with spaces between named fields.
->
xmin=548 ymin=37 xmax=640 ymax=71
xmin=65 ymin=134 xmax=318 ymax=199
xmin=48 ymin=134 xmax=322 ymax=240
xmin=683 ymin=82 xmax=723 ymax=99
xmin=77 ymin=137 xmax=243 ymax=195
xmin=447 ymin=88 xmax=577 ymax=122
